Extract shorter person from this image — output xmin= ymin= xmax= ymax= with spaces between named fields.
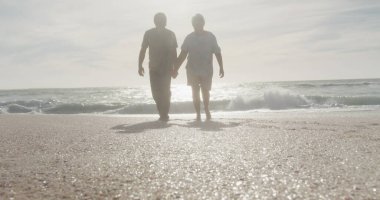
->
xmin=173 ymin=14 xmax=224 ymax=120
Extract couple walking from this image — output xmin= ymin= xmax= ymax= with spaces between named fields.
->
xmin=138 ymin=13 xmax=224 ymax=121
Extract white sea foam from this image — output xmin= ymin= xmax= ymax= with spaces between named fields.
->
xmin=228 ymin=89 xmax=310 ymax=110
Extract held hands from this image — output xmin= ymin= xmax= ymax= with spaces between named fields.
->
xmin=138 ymin=66 xmax=145 ymax=76
xmin=219 ymin=68 xmax=224 ymax=78
xmin=171 ymin=68 xmax=179 ymax=79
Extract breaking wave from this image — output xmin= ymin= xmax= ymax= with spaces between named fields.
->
xmin=1 ymin=89 xmax=380 ymax=114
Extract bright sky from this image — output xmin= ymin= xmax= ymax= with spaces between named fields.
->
xmin=1 ymin=0 xmax=380 ymax=89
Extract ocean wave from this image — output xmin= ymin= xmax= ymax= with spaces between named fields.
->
xmin=1 ymin=91 xmax=380 ymax=114
xmin=0 ymin=99 xmax=57 ymax=108
xmin=308 ymin=96 xmax=380 ymax=106
xmin=228 ymin=92 xmax=380 ymax=111
xmin=7 ymin=104 xmax=33 ymax=113
xmin=228 ymin=90 xmax=310 ymax=110
xmin=296 ymin=82 xmax=372 ymax=88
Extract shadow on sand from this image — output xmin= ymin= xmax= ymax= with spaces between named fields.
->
xmin=112 ymin=119 xmax=241 ymax=134
xmin=178 ymin=120 xmax=240 ymax=132
xmin=112 ymin=120 xmax=171 ymax=134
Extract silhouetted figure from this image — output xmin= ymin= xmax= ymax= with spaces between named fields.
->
xmin=173 ymin=14 xmax=224 ymax=120
xmin=138 ymin=13 xmax=177 ymax=121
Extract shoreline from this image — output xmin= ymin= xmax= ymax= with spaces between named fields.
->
xmin=2 ymin=105 xmax=380 ymax=118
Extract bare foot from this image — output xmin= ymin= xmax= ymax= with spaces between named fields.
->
xmin=196 ymin=113 xmax=201 ymax=121
xmin=159 ymin=115 xmax=169 ymax=122
xmin=205 ymin=110 xmax=211 ymax=120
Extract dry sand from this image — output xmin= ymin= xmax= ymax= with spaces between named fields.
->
xmin=0 ymin=111 xmax=379 ymax=199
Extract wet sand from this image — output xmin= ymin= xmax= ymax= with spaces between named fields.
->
xmin=0 ymin=111 xmax=379 ymax=199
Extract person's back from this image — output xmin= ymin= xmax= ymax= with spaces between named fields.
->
xmin=143 ymin=28 xmax=177 ymax=72
xmin=173 ymin=14 xmax=224 ymax=120
xmin=138 ymin=13 xmax=177 ymax=121
xmin=182 ymin=31 xmax=220 ymax=77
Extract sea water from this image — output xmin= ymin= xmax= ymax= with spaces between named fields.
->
xmin=0 ymin=79 xmax=379 ymax=115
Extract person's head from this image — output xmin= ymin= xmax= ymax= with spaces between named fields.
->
xmin=154 ymin=12 xmax=167 ymax=28
xmin=192 ymin=14 xmax=205 ymax=32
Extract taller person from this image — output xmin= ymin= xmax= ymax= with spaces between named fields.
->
xmin=173 ymin=14 xmax=224 ymax=120
xmin=138 ymin=13 xmax=177 ymax=121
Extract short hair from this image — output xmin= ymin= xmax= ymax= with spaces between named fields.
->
xmin=192 ymin=14 xmax=205 ymax=26
xmin=154 ymin=12 xmax=166 ymax=27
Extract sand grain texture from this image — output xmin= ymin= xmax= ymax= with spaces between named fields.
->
xmin=0 ymin=112 xmax=379 ymax=199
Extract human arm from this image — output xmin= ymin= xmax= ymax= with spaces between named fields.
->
xmin=138 ymin=31 xmax=149 ymax=77
xmin=172 ymin=48 xmax=178 ymax=68
xmin=215 ymin=52 xmax=224 ymax=78
xmin=172 ymin=50 xmax=188 ymax=78
xmin=138 ymin=47 xmax=147 ymax=76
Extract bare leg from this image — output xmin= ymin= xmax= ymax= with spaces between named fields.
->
xmin=201 ymin=87 xmax=211 ymax=120
xmin=192 ymin=85 xmax=201 ymax=120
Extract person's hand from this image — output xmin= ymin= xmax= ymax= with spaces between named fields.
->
xmin=171 ymin=69 xmax=178 ymax=79
xmin=219 ymin=68 xmax=224 ymax=78
xmin=138 ymin=66 xmax=145 ymax=77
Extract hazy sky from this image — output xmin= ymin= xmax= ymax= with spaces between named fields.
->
xmin=1 ymin=0 xmax=380 ymax=89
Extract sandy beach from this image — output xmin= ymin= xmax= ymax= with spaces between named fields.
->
xmin=0 ymin=111 xmax=379 ymax=199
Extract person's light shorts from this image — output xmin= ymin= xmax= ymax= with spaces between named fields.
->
xmin=187 ymin=71 xmax=212 ymax=91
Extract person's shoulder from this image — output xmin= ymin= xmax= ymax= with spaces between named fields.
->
xmin=144 ymin=28 xmax=156 ymax=35
xmin=185 ymin=32 xmax=196 ymax=39
xmin=165 ymin=28 xmax=175 ymax=34
xmin=165 ymin=29 xmax=177 ymax=39
xmin=205 ymin=31 xmax=216 ymax=38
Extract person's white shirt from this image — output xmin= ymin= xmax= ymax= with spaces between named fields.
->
xmin=181 ymin=31 xmax=221 ymax=77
